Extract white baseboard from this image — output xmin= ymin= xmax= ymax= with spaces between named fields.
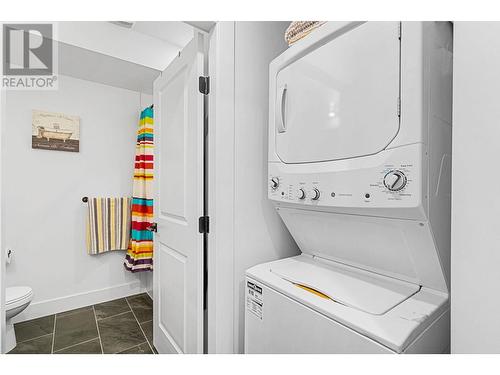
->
xmin=12 ymin=281 xmax=145 ymax=323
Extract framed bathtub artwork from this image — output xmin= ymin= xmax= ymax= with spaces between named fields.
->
xmin=32 ymin=110 xmax=80 ymax=152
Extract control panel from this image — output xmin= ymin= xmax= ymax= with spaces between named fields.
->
xmin=268 ymin=145 xmax=422 ymax=209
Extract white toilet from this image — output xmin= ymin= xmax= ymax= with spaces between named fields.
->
xmin=6 ymin=286 xmax=33 ymax=352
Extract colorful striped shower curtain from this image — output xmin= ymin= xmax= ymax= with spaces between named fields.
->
xmin=124 ymin=107 xmax=154 ymax=272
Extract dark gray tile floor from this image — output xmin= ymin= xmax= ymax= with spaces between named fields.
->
xmin=7 ymin=293 xmax=155 ymax=354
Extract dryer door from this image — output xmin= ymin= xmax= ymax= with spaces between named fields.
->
xmin=275 ymin=22 xmax=400 ymax=164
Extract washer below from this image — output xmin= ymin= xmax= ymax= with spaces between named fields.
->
xmin=245 ymin=255 xmax=449 ymax=354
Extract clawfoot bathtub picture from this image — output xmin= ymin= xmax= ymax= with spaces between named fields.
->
xmin=32 ymin=110 xmax=80 ymax=152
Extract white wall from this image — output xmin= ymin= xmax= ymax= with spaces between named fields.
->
xmin=232 ymin=22 xmax=300 ymax=353
xmin=3 ymin=74 xmax=152 ymax=322
xmin=451 ymin=22 xmax=500 ymax=353
xmin=208 ymin=21 xmax=299 ymax=354
xmin=0 ymin=24 xmax=5 ymax=351
xmin=55 ymin=22 xmax=189 ymax=71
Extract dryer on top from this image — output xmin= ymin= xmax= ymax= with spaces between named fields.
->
xmin=267 ymin=21 xmax=453 ymax=294
xmin=274 ymin=22 xmax=401 ymax=164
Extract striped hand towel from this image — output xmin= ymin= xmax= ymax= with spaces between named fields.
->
xmin=86 ymin=197 xmax=132 ymax=255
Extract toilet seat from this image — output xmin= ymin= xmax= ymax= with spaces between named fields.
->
xmin=6 ymin=286 xmax=33 ymax=310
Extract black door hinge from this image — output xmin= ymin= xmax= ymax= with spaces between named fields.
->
xmin=199 ymin=76 xmax=210 ymax=95
xmin=198 ymin=216 xmax=210 ymax=234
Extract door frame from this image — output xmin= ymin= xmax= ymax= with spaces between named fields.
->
xmin=206 ymin=21 xmax=236 ymax=354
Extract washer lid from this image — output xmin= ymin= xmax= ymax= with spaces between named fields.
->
xmin=270 ymin=256 xmax=419 ymax=315
xmin=6 ymin=286 xmax=33 ymax=307
xmin=276 ymin=206 xmax=449 ymax=293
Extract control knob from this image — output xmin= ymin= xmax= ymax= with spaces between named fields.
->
xmin=384 ymin=170 xmax=407 ymax=191
xmin=297 ymin=188 xmax=306 ymax=200
xmin=270 ymin=177 xmax=279 ymax=190
xmin=311 ymin=188 xmax=321 ymax=200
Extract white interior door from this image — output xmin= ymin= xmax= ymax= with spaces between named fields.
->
xmin=153 ymin=33 xmax=205 ymax=354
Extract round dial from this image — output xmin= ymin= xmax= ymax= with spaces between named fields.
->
xmin=384 ymin=170 xmax=407 ymax=191
xmin=311 ymin=188 xmax=321 ymax=200
xmin=270 ymin=177 xmax=279 ymax=190
xmin=297 ymin=188 xmax=306 ymax=200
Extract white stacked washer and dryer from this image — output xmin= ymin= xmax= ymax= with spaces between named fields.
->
xmin=245 ymin=21 xmax=453 ymax=354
